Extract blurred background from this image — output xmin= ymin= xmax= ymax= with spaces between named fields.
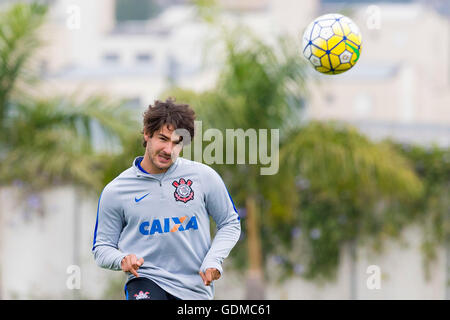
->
xmin=0 ymin=0 xmax=449 ymax=299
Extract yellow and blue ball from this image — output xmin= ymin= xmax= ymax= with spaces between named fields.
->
xmin=302 ymin=13 xmax=362 ymax=75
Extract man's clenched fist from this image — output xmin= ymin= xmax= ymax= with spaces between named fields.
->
xmin=121 ymin=254 xmax=144 ymax=277
xmin=199 ymin=268 xmax=221 ymax=286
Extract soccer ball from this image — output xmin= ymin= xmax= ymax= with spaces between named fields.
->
xmin=301 ymin=13 xmax=362 ymax=74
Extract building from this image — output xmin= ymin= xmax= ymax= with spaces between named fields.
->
xmin=308 ymin=1 xmax=450 ymax=147
xmin=36 ymin=0 xmax=450 ymax=146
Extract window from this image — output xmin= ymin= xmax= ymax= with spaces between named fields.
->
xmin=124 ymin=97 xmax=142 ymax=110
xmin=135 ymin=53 xmax=153 ymax=63
xmin=115 ymin=0 xmax=162 ymax=22
xmin=102 ymin=53 xmax=120 ymax=64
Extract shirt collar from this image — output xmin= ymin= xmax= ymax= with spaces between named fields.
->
xmin=133 ymin=156 xmax=180 ymax=177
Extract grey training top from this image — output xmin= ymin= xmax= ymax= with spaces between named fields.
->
xmin=92 ymin=156 xmax=241 ymax=300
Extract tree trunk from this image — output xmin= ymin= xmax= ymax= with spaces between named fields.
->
xmin=0 ymin=187 xmax=3 ymax=299
xmin=245 ymin=195 xmax=265 ymax=299
xmin=349 ymin=238 xmax=357 ymax=300
xmin=72 ymin=188 xmax=81 ymax=299
xmin=446 ymin=235 xmax=450 ymax=300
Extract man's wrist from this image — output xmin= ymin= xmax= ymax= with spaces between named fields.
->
xmin=201 ymin=262 xmax=223 ymax=275
xmin=116 ymin=253 xmax=128 ymax=270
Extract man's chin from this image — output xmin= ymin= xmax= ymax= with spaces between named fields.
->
xmin=154 ymin=159 xmax=173 ymax=170
xmin=157 ymin=162 xmax=172 ymax=170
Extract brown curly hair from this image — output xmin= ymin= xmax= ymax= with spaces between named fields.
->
xmin=141 ymin=97 xmax=195 ymax=148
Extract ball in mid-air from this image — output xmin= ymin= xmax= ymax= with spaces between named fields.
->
xmin=302 ymin=13 xmax=362 ymax=75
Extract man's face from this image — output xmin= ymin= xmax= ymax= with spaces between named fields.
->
xmin=144 ymin=125 xmax=183 ymax=172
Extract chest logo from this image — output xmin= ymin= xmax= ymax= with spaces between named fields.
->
xmin=135 ymin=193 xmax=149 ymax=203
xmin=172 ymin=178 xmax=194 ymax=203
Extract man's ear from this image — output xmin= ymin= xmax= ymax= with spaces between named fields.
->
xmin=143 ymin=130 xmax=151 ymax=141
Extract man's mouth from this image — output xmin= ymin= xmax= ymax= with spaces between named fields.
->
xmin=158 ymin=154 xmax=171 ymax=163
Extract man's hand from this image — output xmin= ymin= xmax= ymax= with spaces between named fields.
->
xmin=121 ymin=254 xmax=144 ymax=277
xmin=199 ymin=268 xmax=221 ymax=286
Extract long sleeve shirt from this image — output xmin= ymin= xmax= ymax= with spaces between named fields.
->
xmin=92 ymin=156 xmax=241 ymax=300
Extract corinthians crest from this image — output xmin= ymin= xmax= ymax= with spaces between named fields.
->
xmin=134 ymin=291 xmax=150 ymax=300
xmin=172 ymin=178 xmax=194 ymax=203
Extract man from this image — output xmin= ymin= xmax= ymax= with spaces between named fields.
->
xmin=92 ymin=98 xmax=241 ymax=300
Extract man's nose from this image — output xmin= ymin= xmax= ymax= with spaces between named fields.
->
xmin=162 ymin=142 xmax=175 ymax=155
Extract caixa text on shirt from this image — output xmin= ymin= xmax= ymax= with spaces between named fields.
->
xmin=139 ymin=216 xmax=198 ymax=235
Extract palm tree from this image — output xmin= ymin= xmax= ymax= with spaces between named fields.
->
xmin=1 ymin=94 xmax=138 ymax=191
xmin=0 ymin=2 xmax=46 ymax=127
xmin=280 ymin=122 xmax=423 ymax=297
xmin=165 ymin=28 xmax=423 ymax=299
xmin=0 ymin=2 xmax=49 ymax=300
xmin=0 ymin=2 xmax=140 ymax=299
xmin=395 ymin=144 xmax=450 ymax=297
xmin=165 ymin=28 xmax=308 ymax=298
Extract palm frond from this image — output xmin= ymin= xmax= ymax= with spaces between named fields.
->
xmin=0 ymin=2 xmax=47 ymax=124
xmin=2 ymin=95 xmax=139 ymax=191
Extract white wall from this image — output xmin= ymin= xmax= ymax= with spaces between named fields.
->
xmin=0 ymin=186 xmax=123 ymax=299
xmin=0 ymin=186 xmax=446 ymax=299
xmin=215 ymin=227 xmax=447 ymax=300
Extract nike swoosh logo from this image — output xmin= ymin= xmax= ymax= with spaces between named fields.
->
xmin=346 ymin=42 xmax=360 ymax=64
xmin=135 ymin=193 xmax=149 ymax=203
